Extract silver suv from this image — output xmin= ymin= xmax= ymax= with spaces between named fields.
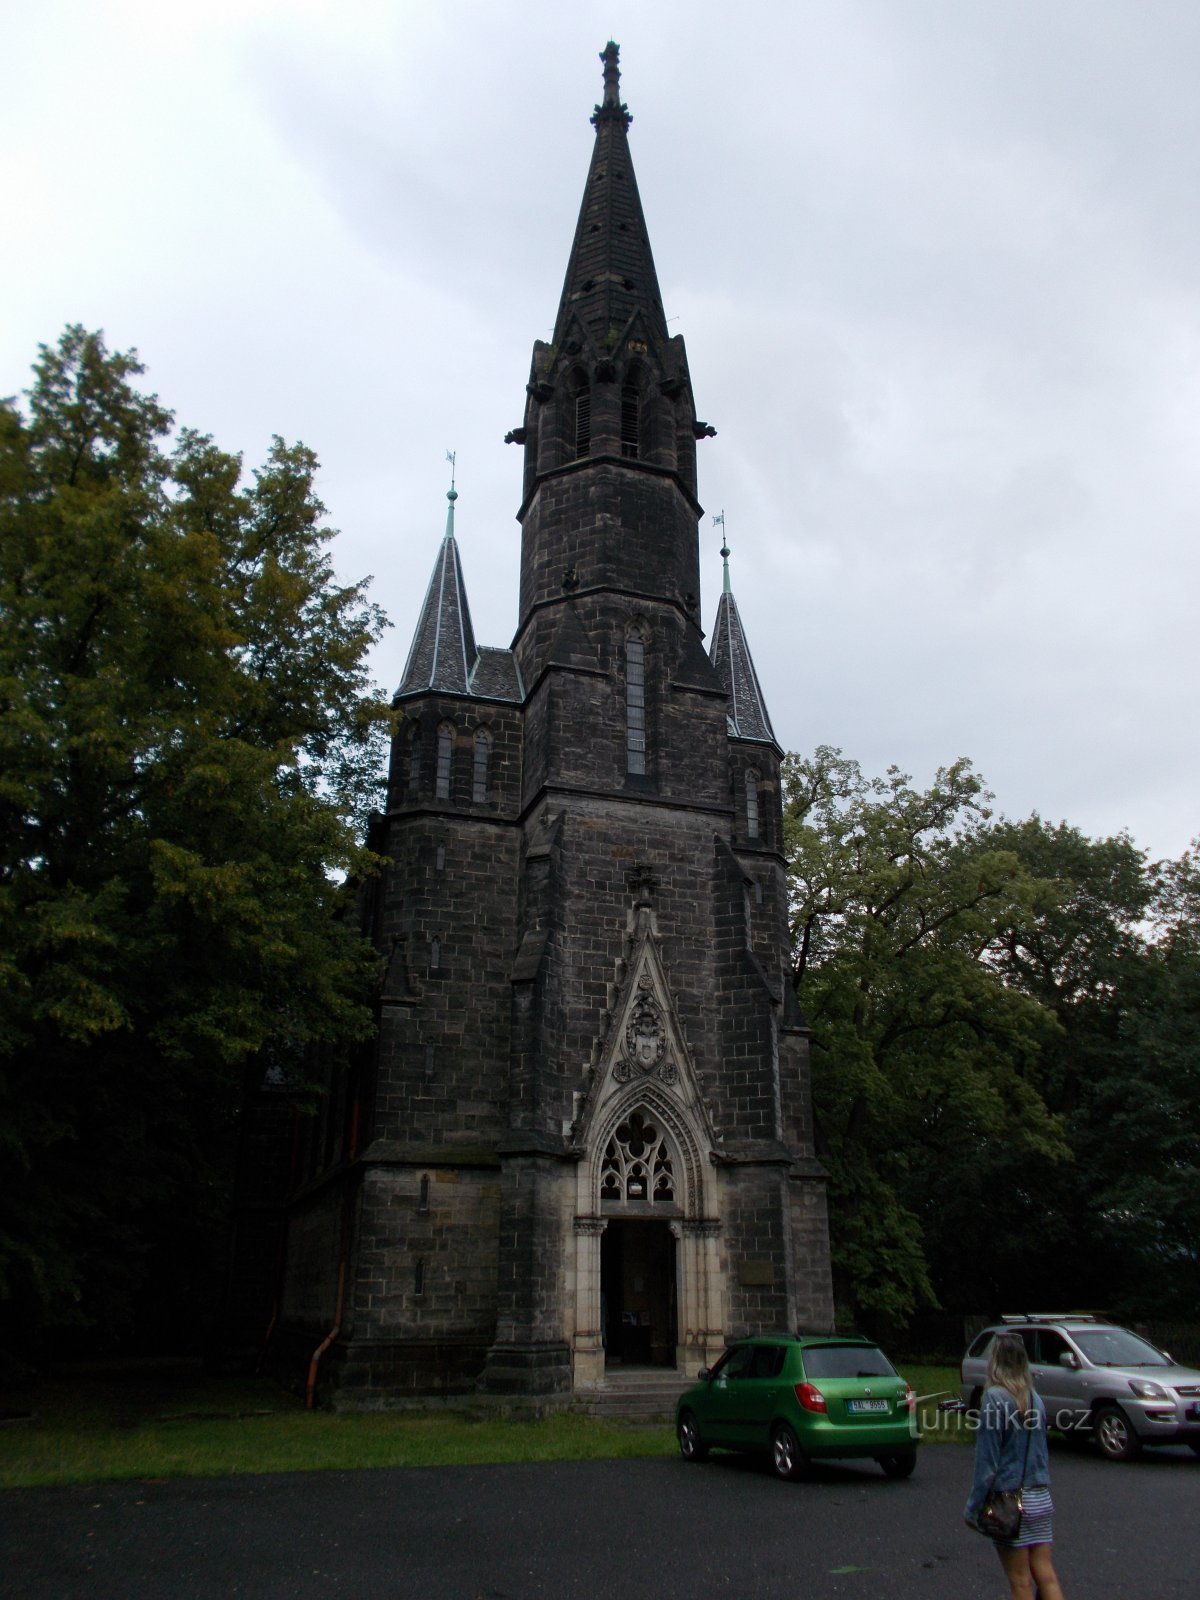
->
xmin=960 ymin=1314 xmax=1200 ymax=1461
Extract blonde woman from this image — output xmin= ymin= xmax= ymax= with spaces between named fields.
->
xmin=964 ymin=1332 xmax=1065 ymax=1600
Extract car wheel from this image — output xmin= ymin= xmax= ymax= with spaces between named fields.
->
xmin=1094 ymin=1404 xmax=1142 ymax=1461
xmin=878 ymin=1450 xmax=917 ymax=1479
xmin=677 ymin=1410 xmax=709 ymax=1463
xmin=770 ymin=1421 xmax=806 ymax=1482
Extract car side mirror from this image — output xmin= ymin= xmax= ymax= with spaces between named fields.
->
xmin=1059 ymin=1352 xmax=1080 ymax=1370
xmin=697 ymin=1367 xmax=710 ymax=1381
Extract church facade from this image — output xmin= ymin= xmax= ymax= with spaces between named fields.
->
xmin=269 ymin=44 xmax=833 ymax=1405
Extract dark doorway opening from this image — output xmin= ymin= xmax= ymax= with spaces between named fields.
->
xmin=601 ymin=1219 xmax=677 ymax=1366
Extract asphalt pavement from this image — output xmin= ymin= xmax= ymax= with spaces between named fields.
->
xmin=1 ymin=1436 xmax=1194 ymax=1598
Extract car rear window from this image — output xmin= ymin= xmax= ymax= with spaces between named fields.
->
xmin=801 ymin=1343 xmax=897 ymax=1379
xmin=966 ymin=1330 xmax=995 ymax=1358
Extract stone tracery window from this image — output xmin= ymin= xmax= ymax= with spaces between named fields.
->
xmin=600 ymin=1110 xmax=674 ymax=1204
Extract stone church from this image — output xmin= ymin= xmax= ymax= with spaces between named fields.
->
xmin=254 ymin=43 xmax=833 ymax=1405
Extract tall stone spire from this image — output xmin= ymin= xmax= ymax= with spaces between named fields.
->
xmin=552 ymin=40 xmax=669 ymax=349
xmin=513 ymin=41 xmax=709 ymax=640
xmin=709 ymin=537 xmax=778 ymax=745
xmin=395 ymin=483 xmax=478 ymax=697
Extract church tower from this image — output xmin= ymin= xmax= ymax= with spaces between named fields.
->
xmin=272 ymin=43 xmax=832 ymax=1404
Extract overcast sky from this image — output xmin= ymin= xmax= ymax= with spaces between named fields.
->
xmin=5 ymin=0 xmax=1198 ymax=860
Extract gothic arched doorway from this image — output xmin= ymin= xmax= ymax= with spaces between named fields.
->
xmin=601 ymin=1219 xmax=677 ymax=1366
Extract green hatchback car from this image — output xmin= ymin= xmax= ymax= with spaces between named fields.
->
xmin=676 ymin=1334 xmax=918 ymax=1480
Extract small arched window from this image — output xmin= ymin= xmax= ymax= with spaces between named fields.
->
xmin=472 ymin=728 xmax=491 ymax=803
xmin=745 ymin=768 xmax=760 ymax=840
xmin=407 ymin=725 xmax=421 ymax=794
xmin=435 ymin=722 xmax=454 ymax=800
xmin=626 ymin=629 xmax=646 ymax=775
xmin=429 ymin=937 xmax=441 ymax=971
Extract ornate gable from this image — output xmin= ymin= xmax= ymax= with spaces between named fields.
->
xmin=574 ymin=887 xmax=714 ymax=1164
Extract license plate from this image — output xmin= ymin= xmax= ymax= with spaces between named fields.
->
xmin=847 ymin=1399 xmax=888 ymax=1413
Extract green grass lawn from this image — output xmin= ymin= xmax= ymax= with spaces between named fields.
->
xmin=901 ymin=1363 xmax=971 ymax=1444
xmin=0 ymin=1361 xmax=969 ymax=1490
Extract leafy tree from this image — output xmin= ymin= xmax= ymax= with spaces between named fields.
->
xmin=784 ymin=748 xmax=1068 ymax=1324
xmin=1117 ymin=845 xmax=1200 ymax=1314
xmin=960 ymin=818 xmax=1156 ymax=1310
xmin=0 ymin=327 xmax=391 ymax=1346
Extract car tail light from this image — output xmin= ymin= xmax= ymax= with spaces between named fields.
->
xmin=903 ymin=1384 xmax=916 ymax=1413
xmin=794 ymin=1382 xmax=827 ymax=1413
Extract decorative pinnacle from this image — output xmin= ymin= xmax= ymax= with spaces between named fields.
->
xmin=592 ymin=40 xmax=631 ymax=127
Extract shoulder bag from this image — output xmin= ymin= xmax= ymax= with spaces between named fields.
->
xmin=972 ymin=1398 xmax=1032 ymax=1542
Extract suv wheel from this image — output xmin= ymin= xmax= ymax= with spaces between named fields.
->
xmin=770 ymin=1421 xmax=806 ymax=1482
xmin=1094 ymin=1403 xmax=1142 ymax=1461
xmin=677 ymin=1410 xmax=709 ymax=1463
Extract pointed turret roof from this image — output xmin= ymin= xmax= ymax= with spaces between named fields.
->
xmin=396 ymin=486 xmax=478 ymax=697
xmin=552 ymin=41 xmax=669 ymax=349
xmin=709 ymin=537 xmax=778 ymax=745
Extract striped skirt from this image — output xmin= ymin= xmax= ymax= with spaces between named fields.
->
xmin=1010 ymin=1485 xmax=1054 ymax=1547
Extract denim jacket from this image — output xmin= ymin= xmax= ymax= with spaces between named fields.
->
xmin=964 ymin=1386 xmax=1050 ymax=1522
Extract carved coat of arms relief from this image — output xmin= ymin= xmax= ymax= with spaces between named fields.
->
xmin=613 ymin=975 xmax=677 ymax=1086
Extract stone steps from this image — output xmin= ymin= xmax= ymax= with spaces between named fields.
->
xmin=576 ymin=1367 xmax=691 ymax=1422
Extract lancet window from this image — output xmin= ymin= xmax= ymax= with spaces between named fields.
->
xmin=745 ymin=768 xmax=760 ymax=839
xmin=626 ymin=628 xmax=646 ymax=774
xmin=574 ymin=388 xmax=592 ymax=458
xmin=620 ymin=381 xmax=640 ymax=458
xmin=600 ymin=1111 xmax=675 ymax=1205
xmin=472 ymin=728 xmax=491 ymax=803
xmin=435 ymin=722 xmax=454 ymax=799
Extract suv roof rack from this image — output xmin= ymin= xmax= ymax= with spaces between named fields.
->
xmin=999 ymin=1312 xmax=1104 ymax=1324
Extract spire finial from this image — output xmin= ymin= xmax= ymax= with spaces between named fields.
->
xmin=601 ymin=40 xmax=620 ymax=105
xmin=592 ymin=40 xmax=631 ymax=128
xmin=714 ymin=511 xmax=731 ymax=594
xmin=444 ymin=449 xmax=457 ymax=538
